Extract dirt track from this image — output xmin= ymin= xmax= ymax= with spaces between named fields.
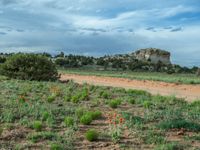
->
xmin=60 ymin=74 xmax=200 ymax=102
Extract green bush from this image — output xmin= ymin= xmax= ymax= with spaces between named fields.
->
xmin=109 ymin=99 xmax=121 ymax=108
xmin=64 ymin=117 xmax=74 ymax=127
xmin=32 ymin=121 xmax=43 ymax=131
xmin=85 ymin=129 xmax=99 ymax=141
xmin=0 ymin=53 xmax=58 ymax=81
xmin=80 ymin=114 xmax=93 ymax=125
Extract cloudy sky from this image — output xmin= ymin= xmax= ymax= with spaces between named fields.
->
xmin=0 ymin=0 xmax=200 ymax=66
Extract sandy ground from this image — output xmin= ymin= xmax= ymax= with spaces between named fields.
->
xmin=60 ymin=74 xmax=200 ymax=102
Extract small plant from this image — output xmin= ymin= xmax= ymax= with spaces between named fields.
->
xmin=107 ymin=112 xmax=125 ymax=143
xmin=109 ymin=99 xmax=121 ymax=109
xmin=42 ymin=111 xmax=49 ymax=121
xmin=64 ymin=94 xmax=71 ymax=102
xmin=143 ymin=101 xmax=152 ymax=108
xmin=80 ymin=114 xmax=93 ymax=125
xmin=75 ymin=107 xmax=86 ymax=118
xmin=99 ymin=91 xmax=110 ymax=99
xmin=92 ymin=111 xmax=102 ymax=119
xmin=85 ymin=129 xmax=99 ymax=141
xmin=86 ymin=111 xmax=102 ymax=120
xmin=71 ymin=94 xmax=80 ymax=103
xmin=47 ymin=94 xmax=56 ymax=103
xmin=32 ymin=121 xmax=43 ymax=131
xmin=128 ymin=98 xmax=135 ymax=105
xmin=50 ymin=143 xmax=64 ymax=150
xmin=64 ymin=117 xmax=74 ymax=127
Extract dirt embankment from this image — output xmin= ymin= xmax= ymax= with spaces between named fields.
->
xmin=60 ymin=74 xmax=200 ymax=102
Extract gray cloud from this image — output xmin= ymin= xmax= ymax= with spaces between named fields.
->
xmin=0 ymin=32 xmax=6 ymax=35
xmin=170 ymin=27 xmax=182 ymax=32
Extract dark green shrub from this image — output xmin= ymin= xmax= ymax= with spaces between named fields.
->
xmin=64 ymin=117 xmax=74 ymax=127
xmin=109 ymin=99 xmax=121 ymax=109
xmin=32 ymin=121 xmax=43 ymax=131
xmin=0 ymin=53 xmax=58 ymax=81
xmin=80 ymin=114 xmax=93 ymax=125
xmin=85 ymin=129 xmax=99 ymax=141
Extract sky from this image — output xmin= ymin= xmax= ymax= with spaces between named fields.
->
xmin=0 ymin=0 xmax=200 ymax=66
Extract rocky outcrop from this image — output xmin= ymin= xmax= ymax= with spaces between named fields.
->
xmin=133 ymin=48 xmax=171 ymax=64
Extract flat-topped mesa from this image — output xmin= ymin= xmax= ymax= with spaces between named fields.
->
xmin=133 ymin=48 xmax=171 ymax=64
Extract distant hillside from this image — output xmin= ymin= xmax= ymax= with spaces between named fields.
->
xmin=0 ymin=49 xmax=199 ymax=74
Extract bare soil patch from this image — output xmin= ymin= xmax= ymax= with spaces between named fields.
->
xmin=61 ymin=74 xmax=200 ymax=102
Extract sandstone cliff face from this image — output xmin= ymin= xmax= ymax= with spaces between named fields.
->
xmin=133 ymin=48 xmax=171 ymax=64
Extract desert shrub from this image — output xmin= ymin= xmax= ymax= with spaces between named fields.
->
xmin=64 ymin=117 xmax=74 ymax=127
xmin=109 ymin=99 xmax=121 ymax=108
xmin=32 ymin=121 xmax=43 ymax=131
xmin=85 ymin=129 xmax=99 ymax=141
xmin=80 ymin=114 xmax=93 ymax=125
xmin=158 ymin=119 xmax=200 ymax=131
xmin=0 ymin=53 xmax=58 ymax=81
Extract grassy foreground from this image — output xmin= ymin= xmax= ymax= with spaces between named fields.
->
xmin=0 ymin=75 xmax=200 ymax=149
xmin=60 ymin=68 xmax=200 ymax=84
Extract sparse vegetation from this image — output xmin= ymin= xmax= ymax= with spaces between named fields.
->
xmin=0 ymin=72 xmax=200 ymax=149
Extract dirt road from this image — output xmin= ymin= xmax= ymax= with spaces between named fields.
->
xmin=60 ymin=74 xmax=200 ymax=102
